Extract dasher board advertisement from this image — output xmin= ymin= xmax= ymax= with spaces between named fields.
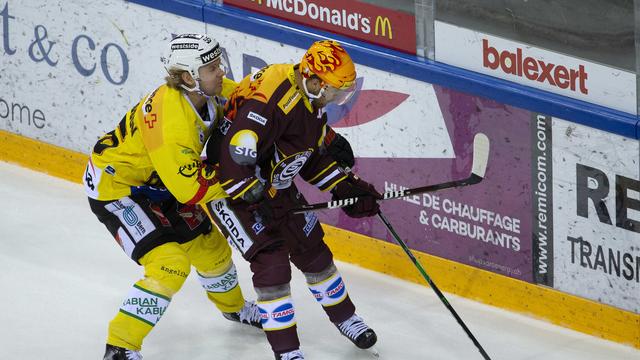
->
xmin=552 ymin=118 xmax=640 ymax=313
xmin=0 ymin=0 xmax=428 ymax=156
xmin=223 ymin=0 xmax=417 ymax=54
xmin=434 ymin=21 xmax=637 ymax=115
xmin=302 ymin=88 xmax=537 ymax=282
xmin=0 ymin=0 xmax=206 ymax=153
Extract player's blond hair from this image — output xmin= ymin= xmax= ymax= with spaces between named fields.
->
xmin=164 ymin=69 xmax=189 ymax=89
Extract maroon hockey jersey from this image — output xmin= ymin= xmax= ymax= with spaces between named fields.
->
xmin=216 ymin=64 xmax=347 ymax=200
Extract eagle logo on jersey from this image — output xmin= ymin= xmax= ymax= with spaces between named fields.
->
xmin=270 ymin=150 xmax=312 ymax=190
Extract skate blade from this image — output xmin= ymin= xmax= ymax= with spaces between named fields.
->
xmin=366 ymin=346 xmax=380 ymax=358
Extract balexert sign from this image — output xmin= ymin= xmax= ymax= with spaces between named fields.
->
xmin=435 ymin=21 xmax=637 ymax=115
xmin=483 ymin=39 xmax=588 ymax=95
xmin=224 ymin=0 xmax=416 ymax=54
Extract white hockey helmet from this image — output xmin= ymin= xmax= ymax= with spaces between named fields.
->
xmin=161 ymin=34 xmax=228 ymax=95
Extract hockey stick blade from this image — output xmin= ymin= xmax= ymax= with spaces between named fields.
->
xmin=383 ymin=133 xmax=488 ymax=198
xmin=471 ymin=133 xmax=489 ymax=179
xmin=291 ymin=133 xmax=490 ymax=214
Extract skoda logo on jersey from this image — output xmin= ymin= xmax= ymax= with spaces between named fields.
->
xmin=271 ymin=150 xmax=312 ymax=189
xmin=247 ymin=111 xmax=268 ymax=126
xmin=215 ymin=204 xmax=248 ymax=251
xmin=271 ymin=303 xmax=295 ymax=323
xmin=326 ymin=278 xmax=346 ymax=299
xmin=229 ymin=130 xmax=258 ymax=165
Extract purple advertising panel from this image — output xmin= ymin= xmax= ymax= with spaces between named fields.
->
xmin=299 ymin=86 xmax=534 ymax=282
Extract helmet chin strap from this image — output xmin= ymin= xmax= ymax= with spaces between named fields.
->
xmin=178 ymin=67 xmax=212 ymax=99
xmin=302 ymin=77 xmax=325 ymax=100
xmin=180 ymin=79 xmax=211 ymax=99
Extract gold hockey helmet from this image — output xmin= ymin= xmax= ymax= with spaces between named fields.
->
xmin=299 ymin=40 xmax=356 ymax=105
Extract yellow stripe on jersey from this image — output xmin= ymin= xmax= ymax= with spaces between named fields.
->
xmin=307 ymin=161 xmax=338 ymax=184
xmin=317 ymin=125 xmax=327 ymax=148
xmin=231 ymin=179 xmax=259 ymax=200
xmin=321 ymin=174 xmax=348 ymax=192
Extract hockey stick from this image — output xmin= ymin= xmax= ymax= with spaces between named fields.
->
xmin=377 ymin=210 xmax=492 ymax=360
xmin=291 ymin=133 xmax=490 ymax=215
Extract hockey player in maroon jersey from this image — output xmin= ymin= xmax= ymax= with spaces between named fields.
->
xmin=203 ymin=40 xmax=381 ymax=360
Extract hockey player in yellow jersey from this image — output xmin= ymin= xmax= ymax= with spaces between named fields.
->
xmin=82 ymin=34 xmax=261 ymax=360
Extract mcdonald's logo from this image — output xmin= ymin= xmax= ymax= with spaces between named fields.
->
xmin=374 ymin=16 xmax=393 ymax=39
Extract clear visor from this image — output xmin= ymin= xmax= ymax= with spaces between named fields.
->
xmin=322 ymin=82 xmax=356 ymax=105
xmin=200 ymin=56 xmax=229 ymax=77
xmin=218 ymin=56 xmax=230 ymax=75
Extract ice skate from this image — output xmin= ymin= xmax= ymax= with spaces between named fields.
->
xmin=223 ymin=300 xmax=263 ymax=328
xmin=336 ymin=314 xmax=378 ymax=349
xmin=275 ymin=349 xmax=305 ymax=360
xmin=103 ymin=344 xmax=142 ymax=360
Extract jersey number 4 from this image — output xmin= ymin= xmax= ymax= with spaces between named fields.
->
xmin=84 ymin=165 xmax=95 ymax=191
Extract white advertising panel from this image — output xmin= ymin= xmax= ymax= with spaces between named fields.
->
xmin=434 ymin=21 xmax=637 ymax=115
xmin=552 ymin=118 xmax=640 ymax=313
xmin=0 ymin=0 xmax=453 ymax=159
xmin=0 ymin=1 xmax=205 ymax=153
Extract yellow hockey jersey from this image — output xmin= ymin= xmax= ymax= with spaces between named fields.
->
xmin=82 ymin=78 xmax=237 ymax=204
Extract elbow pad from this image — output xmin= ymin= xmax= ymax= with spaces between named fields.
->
xmin=324 ymin=127 xmax=355 ymax=169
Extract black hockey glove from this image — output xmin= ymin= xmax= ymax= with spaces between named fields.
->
xmin=331 ymin=174 xmax=382 ymax=218
xmin=324 ymin=126 xmax=355 ymax=169
xmin=241 ymin=182 xmax=289 ymax=230
xmin=248 ymin=191 xmax=290 ymax=230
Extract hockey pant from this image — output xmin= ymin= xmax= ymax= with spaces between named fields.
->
xmin=89 ymin=196 xmax=245 ymax=351
xmin=205 ymin=190 xmax=357 ymax=355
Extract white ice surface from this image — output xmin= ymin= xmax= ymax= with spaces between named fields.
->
xmin=0 ymin=161 xmax=638 ymax=360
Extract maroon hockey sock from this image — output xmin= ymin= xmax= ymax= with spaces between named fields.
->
xmin=266 ymin=326 xmax=300 ymax=355
xmin=324 ymin=295 xmax=356 ymax=324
